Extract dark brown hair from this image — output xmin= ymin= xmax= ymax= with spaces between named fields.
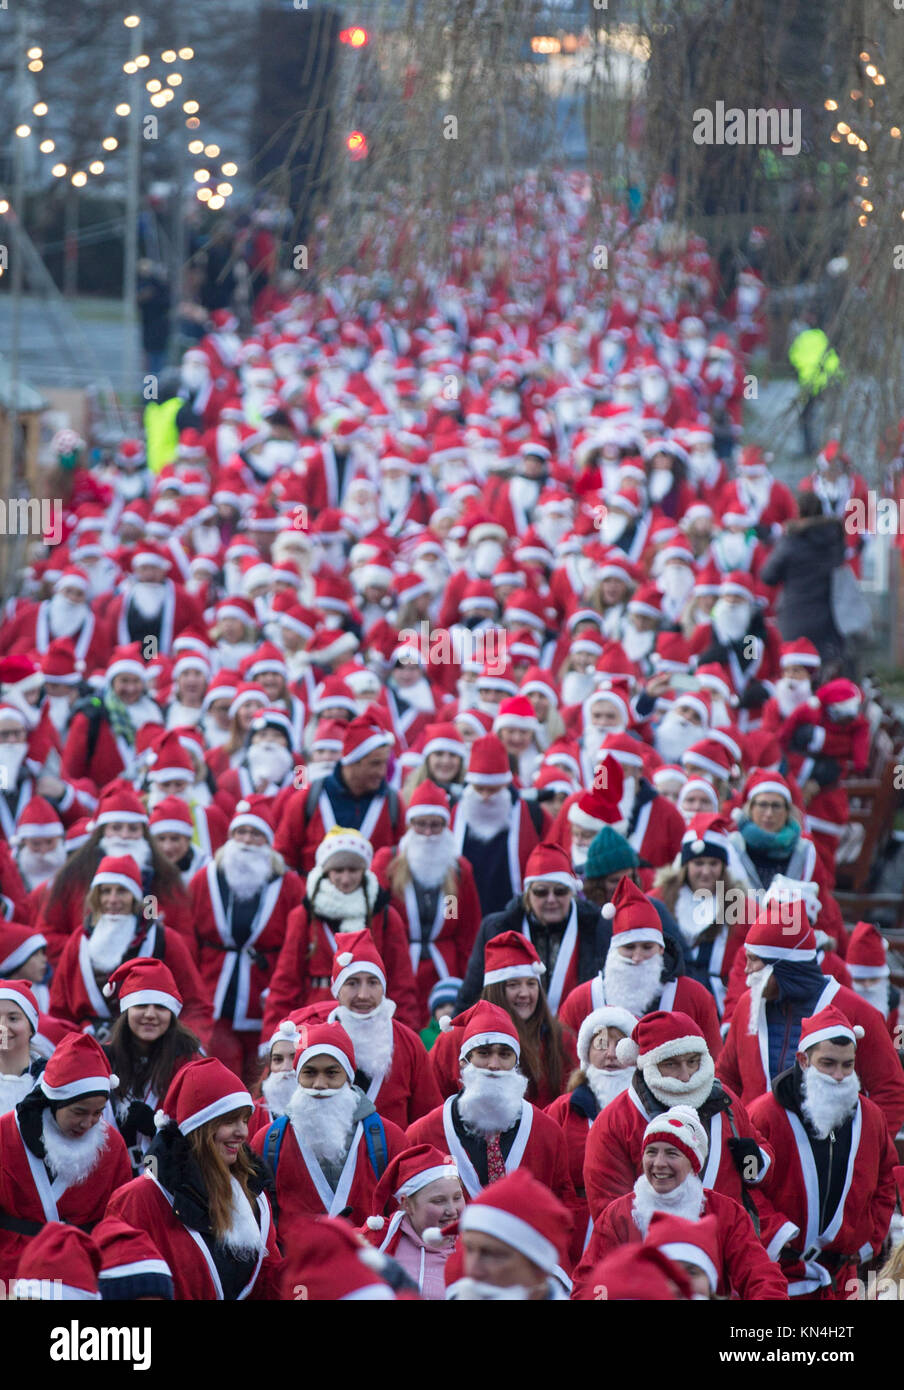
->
xmin=46 ymin=828 xmax=187 ymax=919
xmin=107 ymin=1010 xmax=201 ymax=1102
xmin=482 ymin=980 xmax=568 ymax=1101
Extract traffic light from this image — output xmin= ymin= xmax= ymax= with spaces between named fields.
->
xmin=339 ymin=26 xmax=368 ymax=47
xmin=346 ymin=130 xmax=368 ymax=160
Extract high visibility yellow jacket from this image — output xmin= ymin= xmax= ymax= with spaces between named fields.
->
xmin=144 ymin=396 xmax=183 ymax=473
xmin=789 ymin=327 xmax=841 ymax=396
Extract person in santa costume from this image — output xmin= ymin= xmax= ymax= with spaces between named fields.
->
xmin=444 ymin=1166 xmax=573 ymax=1300
xmin=558 ymin=876 xmax=721 ymax=1058
xmin=2 ymin=565 xmax=105 ymax=669
xmin=432 ymin=931 xmax=575 ymax=1107
xmin=239 ymin=644 xmax=307 ymax=750
xmin=405 ymin=1001 xmax=576 ymax=1228
xmin=359 ymin=1143 xmax=464 ymax=1300
xmin=149 ymin=795 xmax=210 ymax=887
xmin=39 ymin=783 xmax=194 ymax=960
xmin=101 ymin=957 xmax=202 ymax=1173
xmin=274 ymin=716 xmax=403 ymax=875
xmin=94 ymin=541 xmax=204 ymax=658
xmin=448 ymin=734 xmax=545 ymax=919
xmin=62 ymin=645 xmax=164 ymax=790
xmin=400 ymin=722 xmax=468 ymax=804
xmin=248 ymin=1018 xmax=302 ymax=1139
xmin=0 ymin=703 xmax=93 ymax=847
xmin=215 ymin=706 xmax=300 ymax=808
xmin=250 ymin=1019 xmax=407 ymax=1234
xmin=690 ymin=571 xmax=781 ymax=725
xmin=190 ymin=796 xmax=303 ymax=1083
xmin=758 ymin=637 xmax=822 ymax=735
xmin=143 ymin=731 xmax=230 ymax=851
xmin=0 ymin=1030 xmax=131 ymax=1281
xmin=457 ymin=841 xmax=605 ymax=1018
xmin=845 ymin=920 xmax=899 ymax=1043
xmin=572 ymin=1107 xmax=789 ymax=1299
xmin=748 ymin=1007 xmax=897 ymax=1299
xmin=728 ymin=769 xmax=836 ymax=908
xmin=105 ymin=1056 xmax=283 ymax=1300
xmin=372 ymin=780 xmax=482 ymax=1022
xmin=51 ymin=841 xmax=213 ymax=1039
xmin=12 ymin=1220 xmax=105 ymax=1301
xmin=93 ymin=1216 xmax=174 ymax=1300
xmin=582 ymin=1010 xmax=789 ymax=1243
xmin=0 ymin=979 xmax=48 ymax=1118
xmin=642 ymin=1210 xmax=727 ymax=1300
xmin=717 ymin=901 xmax=904 ymax=1137
xmin=262 ymin=826 xmax=420 ymax=1037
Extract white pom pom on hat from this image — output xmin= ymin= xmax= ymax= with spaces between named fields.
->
xmin=154 ymin=1109 xmax=170 ymax=1130
xmin=691 ymin=839 xmax=705 ymax=854
xmin=366 ymin=1216 xmax=385 ymax=1231
xmin=602 ymin=902 xmax=616 ymax=921
xmin=438 ymin=1015 xmax=453 ymax=1032
xmin=109 ymin=1073 xmax=119 ymax=1088
xmin=532 ymin=962 xmax=547 ymax=976
xmin=357 ymin=1246 xmax=385 ymax=1272
xmin=853 ymin=1025 xmax=865 ymax=1040
xmin=236 ymin=799 xmax=251 ymax=813
xmin=422 ymin=1226 xmax=446 ymax=1248
xmin=731 ymin=806 xmax=743 ymax=824
xmin=337 ymin=952 xmax=353 ymax=967
xmin=102 ymin=981 xmax=116 ymax=998
xmin=616 ymin=1037 xmax=640 ymax=1066
xmin=807 ymin=696 xmax=821 ymax=710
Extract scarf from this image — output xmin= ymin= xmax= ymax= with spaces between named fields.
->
xmin=105 ymin=688 xmax=138 ymax=747
xmin=738 ymin=815 xmax=800 ymax=860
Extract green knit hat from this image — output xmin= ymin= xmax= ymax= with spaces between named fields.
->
xmin=584 ymin=825 xmax=640 ymax=879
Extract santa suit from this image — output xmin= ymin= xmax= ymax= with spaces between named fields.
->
xmin=581 ymin=1076 xmax=792 ymax=1255
xmin=559 ymin=971 xmax=723 ymax=1063
xmin=273 ymin=776 xmax=403 ymax=875
xmin=261 ymin=899 xmax=421 ymax=1037
xmin=721 ymin=936 xmax=851 ymax=1025
xmin=427 ymin=1022 xmax=576 ymax=1109
xmin=550 ymin=783 xmax=685 ymax=882
xmin=249 ymin=1104 xmax=407 ymax=1232
xmin=571 ymin=1186 xmax=790 ymax=1300
xmin=105 ymin=1168 xmax=282 ymax=1301
xmin=49 ymin=919 xmax=213 ymax=1044
xmin=0 ymin=767 xmax=93 ymax=847
xmin=0 ymin=1112 xmax=132 ymax=1281
xmin=449 ymin=795 xmax=542 ymax=917
xmin=371 ymin=846 xmax=483 ymax=1019
xmin=62 ymin=709 xmax=145 ymax=792
xmin=728 ymin=474 xmax=797 ymax=531
xmin=717 ymin=976 xmax=904 ymax=1138
xmin=748 ymin=1083 xmax=897 ymax=1299
xmin=4 ymin=599 xmax=106 ymax=667
xmin=96 ymin=580 xmax=205 ymax=657
xmin=36 ymin=861 xmax=195 ymax=966
xmin=318 ymin=1006 xmax=441 ymax=1129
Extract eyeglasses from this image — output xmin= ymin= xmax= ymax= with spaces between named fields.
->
xmin=412 ymin=821 xmax=447 ymax=836
xmin=530 ymin=885 xmax=571 ymax=900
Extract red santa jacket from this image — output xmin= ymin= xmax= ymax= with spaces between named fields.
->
xmin=273 ymin=777 xmax=404 ymax=876
xmin=3 ymin=600 xmax=106 ymax=668
xmin=62 ymin=710 xmax=142 ymax=793
xmin=49 ymin=919 xmax=213 ymax=1044
xmin=716 ymin=975 xmax=904 ymax=1139
xmin=260 ymin=896 xmax=421 ymax=1038
xmin=250 ymin=1101 xmax=407 ymax=1233
xmin=721 ymin=938 xmax=851 ymax=1025
xmin=559 ymin=971 xmax=723 ymax=1063
xmin=370 ymin=846 xmax=483 ymax=1019
xmin=748 ymin=1084 xmax=897 ymax=1298
xmin=96 ymin=581 xmax=205 ymax=657
xmin=190 ymin=860 xmax=303 ymax=1032
xmin=37 ymin=860 xmax=195 ymax=966
xmin=571 ymin=1186 xmax=789 ymax=1301
xmin=105 ymin=1168 xmax=283 ymax=1301
xmin=549 ymin=783 xmax=685 ymax=883
xmin=320 ymin=1006 xmax=441 ymax=1129
xmin=449 ymin=795 xmax=542 ymax=898
xmin=0 ymin=1112 xmax=132 ymax=1282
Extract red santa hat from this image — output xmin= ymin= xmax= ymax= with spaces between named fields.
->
xmin=65 ymin=818 xmax=92 ymax=852
xmin=493 ymin=695 xmax=539 ymax=734
xmin=779 ymin=638 xmax=820 ymax=670
xmin=146 ymin=735 xmax=195 ymax=783
xmin=681 ymin=738 xmax=735 ymax=783
xmin=452 ymin=999 xmax=521 ymax=1063
xmin=40 ymin=1031 xmax=118 ymax=1101
xmin=14 ymin=797 xmax=64 ymax=843
xmin=228 ymin=682 xmax=269 ymax=719
xmin=201 ymin=669 xmax=241 ymax=711
xmin=641 ymin=1104 xmax=709 ymax=1173
xmin=601 ymin=876 xmax=663 ymax=945
xmin=312 ymin=676 xmax=359 ymax=717
xmin=294 ymin=1021 xmax=357 ymax=1083
xmin=311 ymin=718 xmax=347 ymax=753
xmin=340 ymin=716 xmax=393 ymax=766
xmin=797 ymin=1006 xmax=864 ymax=1054
xmin=40 ymin=636 xmax=85 ymax=684
xmin=584 ymin=1243 xmax=693 ymax=1301
xmin=149 ymin=796 xmax=195 ymax=839
xmin=568 ymin=786 xmax=624 ymax=836
xmin=95 ymin=1219 xmax=174 ymax=1301
xmin=102 ymin=956 xmax=183 ymax=1018
xmin=483 ymin=930 xmax=546 ymax=987
xmin=616 ymin=1011 xmax=708 ymax=1075
xmin=719 ymin=570 xmax=755 ymax=602
xmin=281 ymin=1214 xmax=395 ymax=1301
xmin=457 ymin=1169 xmax=570 ymax=1275
xmin=523 ymin=841 xmax=581 ymax=892
xmin=420 ymin=723 xmax=466 ymax=761
xmin=464 ymin=733 xmax=512 ymax=786
xmin=652 ymin=764 xmax=687 ymax=792
xmin=405 ymin=779 xmax=452 ymax=825
xmin=846 ymin=921 xmax=890 ymax=980
xmin=576 ymin=1005 xmax=639 ymax=1067
xmin=367 ymin=1143 xmax=461 ymax=1227
xmin=106 ymin=643 xmax=147 ymax=684
xmin=742 ymin=768 xmax=792 ymax=806
xmin=266 ymin=1017 xmax=302 ymax=1056
xmin=817 ymin=678 xmax=861 ymax=719
xmin=745 ymin=898 xmax=816 ymax=961
xmin=331 ymin=928 xmax=386 ymax=995
xmin=215 ymin=596 xmax=258 ymax=627
xmin=154 ymin=1056 xmax=251 ymax=1135
xmin=680 ymin=814 xmax=733 ymax=864
xmin=13 ymin=1223 xmax=101 ymax=1302
xmin=249 ymin=707 xmax=295 ymax=746
xmin=599 ymin=732 xmax=646 ymax=771
xmin=644 ymin=1211 xmax=720 ymax=1294
xmin=475 ymin=665 xmax=519 ymax=695
xmin=241 ymin=643 xmax=289 ymax=681
xmin=627 ymin=583 xmax=663 ymax=621
xmin=94 ymin=783 xmax=149 ymax=828
xmin=229 ymin=796 xmax=275 ymax=843
xmin=90 ymin=854 xmax=143 ymax=901
xmin=0 ymin=977 xmax=40 ymax=1033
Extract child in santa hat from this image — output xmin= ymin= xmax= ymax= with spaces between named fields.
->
xmin=360 ymin=1142 xmax=464 ymax=1299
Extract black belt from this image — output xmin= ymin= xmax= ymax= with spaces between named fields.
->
xmin=0 ymin=1210 xmax=95 ymax=1237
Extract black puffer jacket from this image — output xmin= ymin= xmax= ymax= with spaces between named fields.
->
xmin=759 ymin=515 xmax=847 ymax=657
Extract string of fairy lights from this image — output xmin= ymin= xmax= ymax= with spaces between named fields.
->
xmin=10 ymin=13 xmax=239 ymax=212
xmin=823 ymin=48 xmax=899 ymax=230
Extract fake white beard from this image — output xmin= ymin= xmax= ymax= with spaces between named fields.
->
xmin=746 ymin=965 xmax=774 ymax=1035
xmin=334 ymin=999 xmax=396 ymax=1080
xmin=0 ymin=1070 xmax=36 ymax=1116
xmin=247 ymin=742 xmax=294 ymax=789
xmin=218 ymin=639 xmax=256 ymax=666
xmin=41 ymin=1111 xmax=110 ymax=1188
xmin=261 ymin=1070 xmax=298 ymax=1117
xmin=287 ymin=1081 xmax=359 ymax=1166
xmin=459 ymin=785 xmax=512 ymax=842
xmin=400 ymin=827 xmax=456 ymax=889
xmin=621 ymin=623 xmax=656 ymax=662
xmin=648 ymin=471 xmax=673 ymax=504
xmin=631 ymin=1172 xmax=706 ymax=1237
xmin=688 ymin=449 xmax=718 ymax=484
xmin=17 ymin=842 xmax=66 ymax=890
xmin=87 ymin=912 xmax=138 ymax=974
xmin=473 ymin=540 xmax=504 ymax=578
xmin=643 ymin=1052 xmax=716 ymax=1111
xmin=129 ymin=581 xmax=166 ymax=621
xmin=457 ymin=1062 xmax=528 ymax=1137
xmin=46 ymin=693 xmax=74 ymax=735
xmin=125 ymin=695 xmax=164 ymax=730
xmin=216 ymin=424 xmax=240 ymax=459
xmin=600 ymin=513 xmax=629 ymax=545
xmin=655 ymin=711 xmax=705 ymax=764
xmin=413 ymin=559 xmax=450 ymax=595
xmin=716 ymin=533 xmax=751 ymax=570
xmin=660 ymin=567 xmax=695 ymax=606
xmin=675 ymin=883 xmax=708 ymax=944
xmin=603 ymin=950 xmax=665 ymax=1018
xmin=800 ymin=1065 xmax=861 ymax=1140
xmin=100 ymin=835 xmax=151 ymax=870
xmin=774 ymin=677 xmax=813 ymax=719
xmin=165 ymin=701 xmax=202 ymax=729
xmin=711 ymin=600 xmax=752 ymax=646
xmin=393 ymin=677 xmax=436 ymax=715
xmin=585 ymin=1062 xmax=634 ymax=1110
xmin=447 ymin=1277 xmax=535 ymax=1301
xmin=48 ymin=593 xmax=88 ymax=638
xmin=381 ymin=477 xmax=412 ymax=513
xmin=221 ymin=1176 xmax=265 ymax=1258
xmin=739 ymin=473 xmax=771 ymax=513
xmin=0 ymin=743 xmax=27 ymax=784
xmin=536 ymin=514 xmax=571 ymax=550
xmin=562 ymin=670 xmax=596 ymax=706
xmin=582 ymin=726 xmax=615 ymax=767
xmin=220 ymin=839 xmax=273 ymax=901
xmin=852 ymin=979 xmax=889 ymax=1016
xmin=201 ymin=716 xmax=231 ymax=749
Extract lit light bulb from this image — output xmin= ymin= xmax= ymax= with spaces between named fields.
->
xmin=146 ymin=78 xmax=162 ymax=92
xmin=116 ymin=103 xmax=131 ymax=116
xmin=183 ymin=100 xmax=199 ymax=114
xmin=188 ymin=140 xmax=204 ymax=154
xmin=178 ymin=47 xmax=194 ymax=59
xmin=150 ymin=93 xmax=167 ymax=107
xmin=0 ymin=200 xmax=9 ymax=214
xmin=52 ymin=163 xmax=67 ymax=177
xmin=186 ymin=117 xmax=200 ymax=129
xmin=204 ymin=144 xmax=220 ymax=157
xmin=857 ymin=215 xmax=868 ymax=227
xmin=27 ymin=45 xmax=43 ymax=58
xmin=124 ymin=15 xmax=141 ymax=27
xmin=824 ymin=100 xmax=838 ymax=111
xmin=194 ymin=169 xmax=210 ymax=183
xmin=89 ymin=160 xmax=104 ymax=175
xmin=33 ymin=102 xmax=48 ymax=117
xmin=72 ymin=171 xmax=87 ymax=186
xmin=39 ymin=139 xmax=55 ymax=153
xmin=123 ymin=61 xmax=137 ymax=74
xmin=161 ymin=49 xmax=177 ymax=62
xmin=15 ymin=125 xmax=30 ymax=138
xmin=135 ymin=54 xmax=150 ymax=68
xmin=27 ymin=60 xmax=43 ymax=72
xmin=167 ymin=73 xmax=182 ymax=85
xmin=221 ymin=161 xmax=237 ymax=177
xmin=208 ymin=195 xmax=225 ymax=210
xmin=102 ymin=137 xmax=118 ymax=151
xmin=197 ymin=187 xmax=212 ymax=202
xmin=865 ymin=64 xmax=877 ymax=77
xmin=891 ymin=127 xmax=902 ymax=139
xmin=216 ymin=182 xmax=233 ymax=196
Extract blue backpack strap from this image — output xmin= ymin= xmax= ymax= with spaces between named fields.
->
xmin=361 ymin=1112 xmax=388 ymax=1178
xmin=263 ymin=1114 xmax=289 ymax=1179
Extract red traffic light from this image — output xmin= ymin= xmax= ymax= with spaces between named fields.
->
xmin=340 ymin=26 xmax=368 ymax=47
xmin=346 ymin=130 xmax=368 ymax=160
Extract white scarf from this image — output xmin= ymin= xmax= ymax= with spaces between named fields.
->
xmin=631 ymin=1172 xmax=706 ymax=1236
xmin=306 ymin=866 xmax=378 ymax=933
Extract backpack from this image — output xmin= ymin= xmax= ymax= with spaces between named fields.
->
xmin=263 ymin=1110 xmax=388 ymax=1182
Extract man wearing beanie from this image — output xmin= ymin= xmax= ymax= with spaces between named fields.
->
xmin=748 ymin=1006 xmax=897 ymax=1298
xmin=572 ymin=1106 xmax=788 ymax=1299
xmin=579 ymin=822 xmax=687 ymax=964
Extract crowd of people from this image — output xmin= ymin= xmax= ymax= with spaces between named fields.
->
xmin=0 ymin=174 xmax=900 ymax=1302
